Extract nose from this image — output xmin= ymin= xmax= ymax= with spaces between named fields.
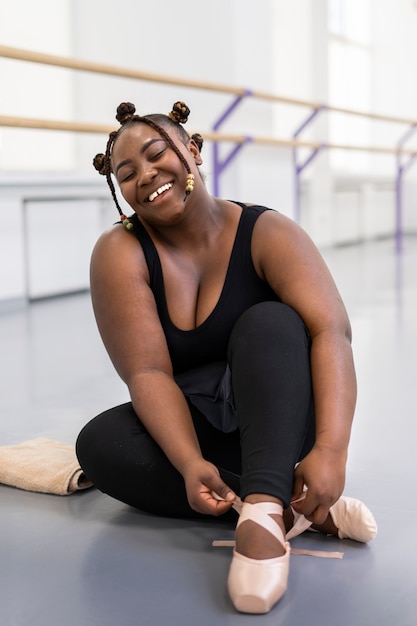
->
xmin=138 ymin=164 xmax=157 ymax=187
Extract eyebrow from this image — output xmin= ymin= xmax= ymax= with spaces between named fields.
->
xmin=114 ymin=138 xmax=166 ymax=175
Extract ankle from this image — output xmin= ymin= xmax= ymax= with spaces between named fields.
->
xmin=235 ymin=499 xmax=287 ymax=560
xmin=283 ymin=507 xmax=295 ymax=533
xmin=244 ymin=493 xmax=284 ymax=507
xmin=236 ymin=520 xmax=286 ymax=559
xmin=311 ymin=515 xmax=338 ymax=536
xmin=242 ymin=495 xmax=286 ymax=541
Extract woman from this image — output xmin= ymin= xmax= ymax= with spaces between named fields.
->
xmin=76 ymin=101 xmax=376 ymax=614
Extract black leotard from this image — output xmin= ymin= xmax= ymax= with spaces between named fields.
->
xmin=129 ymin=202 xmax=280 ymax=375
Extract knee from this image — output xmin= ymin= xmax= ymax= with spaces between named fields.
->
xmin=75 ymin=402 xmax=136 ymax=472
xmin=76 ymin=417 xmax=104 ymax=475
xmin=75 ymin=419 xmax=96 ymax=470
xmin=229 ymin=301 xmax=309 ymax=354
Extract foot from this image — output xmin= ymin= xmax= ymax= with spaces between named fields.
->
xmin=312 ymin=514 xmax=339 ymax=536
xmin=228 ymin=497 xmax=290 ymax=614
xmin=284 ymin=508 xmax=338 ymax=536
xmin=236 ymin=496 xmax=287 ymax=560
xmin=286 ymin=495 xmax=377 ymax=543
xmin=330 ymin=496 xmax=377 ymax=542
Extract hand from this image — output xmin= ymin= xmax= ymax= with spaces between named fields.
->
xmin=291 ymin=445 xmax=347 ymax=525
xmin=182 ymin=458 xmax=237 ymax=516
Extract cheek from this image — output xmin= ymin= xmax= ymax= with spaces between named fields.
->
xmin=118 ymin=181 xmax=135 ymax=205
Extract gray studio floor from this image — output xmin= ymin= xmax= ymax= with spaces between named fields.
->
xmin=1 ymin=236 xmax=417 ymax=626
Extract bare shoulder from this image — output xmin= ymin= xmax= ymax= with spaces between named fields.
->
xmin=253 ymin=206 xmax=301 ymax=232
xmin=92 ymin=223 xmax=141 ymax=259
xmin=252 ymin=209 xmax=320 ymax=271
xmin=251 ymin=209 xmax=349 ymax=333
xmin=89 ymin=223 xmax=172 ymax=382
xmin=91 ymin=223 xmax=148 ymax=283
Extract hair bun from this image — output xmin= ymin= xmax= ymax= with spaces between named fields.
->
xmin=93 ymin=153 xmax=108 ymax=175
xmin=116 ymin=102 xmax=136 ymax=124
xmin=168 ymin=101 xmax=190 ymax=125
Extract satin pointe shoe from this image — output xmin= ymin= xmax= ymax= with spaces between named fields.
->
xmin=330 ymin=496 xmax=377 ymax=542
xmin=227 ymin=501 xmax=290 ymax=614
xmin=289 ymin=495 xmax=377 ymax=543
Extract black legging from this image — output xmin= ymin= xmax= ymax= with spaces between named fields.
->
xmin=76 ymin=302 xmax=315 ymax=518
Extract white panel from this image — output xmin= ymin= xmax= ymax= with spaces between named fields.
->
xmin=25 ymin=199 xmax=101 ymax=299
xmin=0 ymin=198 xmax=26 ymax=300
xmin=0 ymin=0 xmax=73 ymax=171
xmin=333 ymin=191 xmax=361 ymax=244
xmin=403 ymin=179 xmax=417 ymax=232
xmin=361 ymin=185 xmax=395 ymax=239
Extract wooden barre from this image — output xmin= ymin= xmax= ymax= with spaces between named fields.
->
xmin=1 ymin=114 xmax=415 ymax=156
xmin=2 ymin=45 xmax=417 ymax=127
xmin=0 ymin=45 xmax=313 ymax=107
xmin=0 ymin=115 xmax=114 ymax=135
xmin=0 ymin=45 xmax=245 ymax=97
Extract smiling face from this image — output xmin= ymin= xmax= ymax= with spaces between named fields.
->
xmin=111 ymin=122 xmax=201 ymax=227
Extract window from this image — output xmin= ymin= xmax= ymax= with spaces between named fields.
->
xmin=327 ymin=0 xmax=372 ymax=173
xmin=0 ymin=0 xmax=73 ymax=172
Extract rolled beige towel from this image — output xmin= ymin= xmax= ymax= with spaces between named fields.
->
xmin=0 ymin=437 xmax=93 ymax=495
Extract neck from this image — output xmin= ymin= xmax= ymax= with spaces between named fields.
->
xmin=143 ymin=194 xmax=225 ymax=250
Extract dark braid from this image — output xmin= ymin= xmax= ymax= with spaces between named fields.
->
xmin=93 ymin=101 xmax=202 ymax=226
xmin=93 ymin=131 xmax=124 ymax=217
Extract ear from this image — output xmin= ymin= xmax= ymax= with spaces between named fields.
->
xmin=188 ymin=139 xmax=203 ymax=166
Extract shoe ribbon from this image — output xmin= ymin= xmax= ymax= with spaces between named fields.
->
xmin=211 ymin=494 xmax=344 ymax=559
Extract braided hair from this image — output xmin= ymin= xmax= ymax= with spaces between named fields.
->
xmin=93 ymin=101 xmax=204 ymax=228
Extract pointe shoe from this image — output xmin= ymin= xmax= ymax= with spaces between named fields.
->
xmin=289 ymin=495 xmax=377 ymax=543
xmin=330 ymin=496 xmax=377 ymax=542
xmin=227 ymin=501 xmax=290 ymax=614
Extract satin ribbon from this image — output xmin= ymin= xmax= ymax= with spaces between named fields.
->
xmin=211 ymin=493 xmax=344 ymax=559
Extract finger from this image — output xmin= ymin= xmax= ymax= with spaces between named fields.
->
xmin=293 ymin=488 xmax=319 ymax=517
xmin=297 ymin=488 xmax=332 ymax=522
xmin=199 ymin=490 xmax=234 ymax=516
xmin=209 ymin=481 xmax=236 ymax=504
xmin=290 ymin=492 xmax=308 ymax=506
xmin=212 ymin=499 xmax=235 ymax=516
xmin=306 ymin=504 xmax=330 ymax=526
xmin=291 ymin=471 xmax=305 ymax=502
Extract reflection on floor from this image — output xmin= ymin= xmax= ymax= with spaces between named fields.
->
xmin=1 ymin=237 xmax=416 ymax=626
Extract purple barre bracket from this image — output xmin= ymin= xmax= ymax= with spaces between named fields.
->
xmin=395 ymin=123 xmax=417 ymax=253
xmin=211 ymin=90 xmax=253 ymax=197
xmin=292 ymin=105 xmax=327 ymax=223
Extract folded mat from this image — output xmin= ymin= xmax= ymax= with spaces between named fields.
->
xmin=0 ymin=437 xmax=93 ymax=495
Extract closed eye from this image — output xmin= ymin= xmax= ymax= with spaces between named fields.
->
xmin=119 ymin=170 xmax=135 ymax=184
xmin=149 ymin=147 xmax=167 ymax=162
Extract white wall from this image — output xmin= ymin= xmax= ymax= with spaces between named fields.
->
xmin=69 ymin=0 xmax=295 ymax=211
xmin=0 ymin=178 xmax=115 ymax=308
xmin=369 ymin=0 xmax=417 ymax=239
xmin=0 ymin=0 xmax=74 ymax=170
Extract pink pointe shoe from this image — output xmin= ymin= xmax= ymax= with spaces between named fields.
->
xmin=330 ymin=496 xmax=377 ymax=542
xmin=290 ymin=495 xmax=377 ymax=543
xmin=227 ymin=501 xmax=290 ymax=614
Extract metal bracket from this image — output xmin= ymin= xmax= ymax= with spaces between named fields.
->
xmin=211 ymin=91 xmax=253 ymax=197
xmin=292 ymin=105 xmax=327 ymax=223
xmin=395 ymin=124 xmax=417 ymax=252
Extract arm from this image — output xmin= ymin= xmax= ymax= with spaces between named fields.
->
xmin=90 ymin=226 xmax=235 ymax=514
xmin=253 ymin=211 xmax=357 ymax=523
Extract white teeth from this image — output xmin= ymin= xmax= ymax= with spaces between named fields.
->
xmin=148 ymin=182 xmax=173 ymax=202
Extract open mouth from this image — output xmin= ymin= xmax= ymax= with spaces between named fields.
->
xmin=148 ymin=182 xmax=173 ymax=203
